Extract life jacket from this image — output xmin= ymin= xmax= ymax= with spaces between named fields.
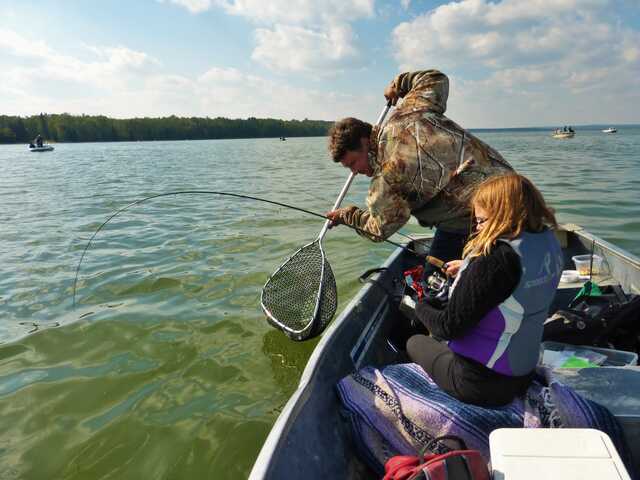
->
xmin=448 ymin=230 xmax=563 ymax=376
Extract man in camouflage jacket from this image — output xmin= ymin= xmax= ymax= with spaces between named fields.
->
xmin=327 ymin=69 xmax=513 ymax=263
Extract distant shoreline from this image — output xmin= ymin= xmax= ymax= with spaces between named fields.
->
xmin=1 ymin=113 xmax=637 ymax=145
xmin=0 ymin=113 xmax=333 ymax=145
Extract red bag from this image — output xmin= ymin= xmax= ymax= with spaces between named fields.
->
xmin=403 ymin=265 xmax=426 ymax=300
xmin=382 ymin=436 xmax=490 ymax=480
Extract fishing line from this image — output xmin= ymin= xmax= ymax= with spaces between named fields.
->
xmin=72 ymin=190 xmax=426 ymax=309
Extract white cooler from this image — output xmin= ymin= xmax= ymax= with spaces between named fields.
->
xmin=490 ymin=428 xmax=631 ymax=479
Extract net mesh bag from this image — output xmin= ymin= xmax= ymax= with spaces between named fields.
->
xmin=261 ymin=241 xmax=337 ymax=341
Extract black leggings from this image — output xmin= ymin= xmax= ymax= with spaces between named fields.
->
xmin=406 ymin=334 xmax=532 ymax=408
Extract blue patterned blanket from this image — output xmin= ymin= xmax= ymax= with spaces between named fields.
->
xmin=337 ymin=363 xmax=633 ymax=476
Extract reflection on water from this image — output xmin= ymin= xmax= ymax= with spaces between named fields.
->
xmin=262 ymin=330 xmax=317 ymax=403
xmin=0 ymin=129 xmax=638 ymax=478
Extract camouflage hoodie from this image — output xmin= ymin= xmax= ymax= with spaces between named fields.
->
xmin=340 ymin=70 xmax=513 ymax=241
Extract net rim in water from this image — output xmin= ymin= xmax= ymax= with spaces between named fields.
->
xmin=260 ymin=240 xmax=337 ymax=341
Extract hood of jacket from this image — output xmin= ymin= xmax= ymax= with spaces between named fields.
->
xmin=396 ymin=69 xmax=449 ymax=115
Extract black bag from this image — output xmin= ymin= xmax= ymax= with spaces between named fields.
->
xmin=543 ymin=288 xmax=640 ymax=353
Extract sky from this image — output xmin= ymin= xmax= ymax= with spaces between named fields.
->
xmin=1 ymin=0 xmax=639 ymax=128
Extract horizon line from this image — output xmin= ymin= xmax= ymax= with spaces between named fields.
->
xmin=2 ymin=112 xmax=638 ymax=131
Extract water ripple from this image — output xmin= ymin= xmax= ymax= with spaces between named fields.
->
xmin=0 ymin=132 xmax=638 ymax=478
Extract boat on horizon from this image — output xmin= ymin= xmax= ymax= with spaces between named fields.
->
xmin=552 ymin=128 xmax=575 ymax=139
xmin=250 ymin=224 xmax=640 ymax=479
xmin=603 ymin=127 xmax=618 ymax=134
xmin=28 ymin=144 xmax=55 ymax=152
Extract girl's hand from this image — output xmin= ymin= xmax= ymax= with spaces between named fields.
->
xmin=444 ymin=260 xmax=463 ymax=277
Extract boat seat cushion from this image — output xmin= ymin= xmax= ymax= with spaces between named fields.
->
xmin=336 ymin=363 xmax=632 ymax=476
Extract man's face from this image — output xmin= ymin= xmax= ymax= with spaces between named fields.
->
xmin=339 ymin=138 xmax=372 ymax=176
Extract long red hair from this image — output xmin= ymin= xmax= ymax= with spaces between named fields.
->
xmin=463 ymin=173 xmax=557 ymax=258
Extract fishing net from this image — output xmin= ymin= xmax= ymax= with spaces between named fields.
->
xmin=261 ymin=240 xmax=337 ymax=341
xmin=260 ymin=102 xmax=391 ymax=341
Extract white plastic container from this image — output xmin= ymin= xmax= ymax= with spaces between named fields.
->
xmin=572 ymin=254 xmax=603 ymax=278
xmin=541 ymin=341 xmax=638 ymax=367
xmin=490 ymin=428 xmax=631 ymax=479
xmin=560 ymin=270 xmax=579 ymax=283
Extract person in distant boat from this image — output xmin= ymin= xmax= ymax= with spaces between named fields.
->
xmin=326 ymin=69 xmax=513 ymax=266
xmin=407 ymin=173 xmax=563 ymax=407
xmin=568 ymin=126 xmax=574 ymax=133
xmin=34 ymin=134 xmax=43 ymax=147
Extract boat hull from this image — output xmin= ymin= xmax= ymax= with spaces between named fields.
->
xmin=29 ymin=145 xmax=55 ymax=152
xmin=250 ymin=225 xmax=640 ymax=479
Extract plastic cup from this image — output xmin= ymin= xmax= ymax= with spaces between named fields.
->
xmin=560 ymin=270 xmax=579 ymax=283
xmin=571 ymin=254 xmax=603 ymax=277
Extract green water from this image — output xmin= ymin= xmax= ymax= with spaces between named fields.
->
xmin=1 ymin=128 xmax=639 ymax=478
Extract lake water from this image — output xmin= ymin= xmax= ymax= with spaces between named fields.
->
xmin=1 ymin=127 xmax=639 ymax=478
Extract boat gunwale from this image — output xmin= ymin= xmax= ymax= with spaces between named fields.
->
xmin=565 ymin=224 xmax=640 ymax=269
xmin=249 ymin=243 xmax=407 ymax=479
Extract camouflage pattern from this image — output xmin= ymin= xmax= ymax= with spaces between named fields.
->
xmin=338 ymin=70 xmax=513 ymax=241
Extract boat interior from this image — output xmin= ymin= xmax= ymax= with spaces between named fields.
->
xmin=250 ymin=224 xmax=640 ymax=479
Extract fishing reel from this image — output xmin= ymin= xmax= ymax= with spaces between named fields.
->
xmin=401 ymin=256 xmax=452 ymax=315
xmin=424 ymin=269 xmax=451 ymax=309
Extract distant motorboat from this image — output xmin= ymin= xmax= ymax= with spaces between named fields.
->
xmin=28 ymin=144 xmax=55 ymax=152
xmin=602 ymin=127 xmax=617 ymax=134
xmin=552 ymin=131 xmax=575 ymax=139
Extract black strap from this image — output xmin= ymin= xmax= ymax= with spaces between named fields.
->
xmin=442 ymin=455 xmax=473 ymax=480
xmin=358 ymin=267 xmax=406 ymax=301
xmin=358 ymin=267 xmax=388 ymax=283
xmin=421 ymin=435 xmax=468 ymax=456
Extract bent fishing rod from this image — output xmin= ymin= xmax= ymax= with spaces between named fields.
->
xmin=72 ymin=190 xmax=434 ymax=308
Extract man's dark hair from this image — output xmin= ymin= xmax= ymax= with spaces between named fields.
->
xmin=328 ymin=117 xmax=372 ymax=162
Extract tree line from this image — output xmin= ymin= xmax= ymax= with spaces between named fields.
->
xmin=0 ymin=113 xmax=334 ymax=144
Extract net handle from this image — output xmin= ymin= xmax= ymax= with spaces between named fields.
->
xmin=318 ymin=102 xmax=392 ymax=241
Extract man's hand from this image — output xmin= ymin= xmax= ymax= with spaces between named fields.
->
xmin=444 ymin=260 xmax=463 ymax=277
xmin=326 ymin=206 xmax=357 ymax=229
xmin=384 ymin=80 xmax=400 ymax=106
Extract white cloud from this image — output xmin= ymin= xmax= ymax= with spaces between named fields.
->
xmin=0 ymin=28 xmax=54 ymax=58
xmin=191 ymin=67 xmax=374 ymax=119
xmin=485 ymin=0 xmax=605 ymax=24
xmin=160 ymin=0 xmax=213 ymax=14
xmin=391 ymin=0 xmax=625 ymax=71
xmin=215 ymin=0 xmax=373 ymax=24
xmin=390 ymin=0 xmax=640 ymax=127
xmin=0 ymin=29 xmax=160 ymax=93
xmin=443 ymin=55 xmax=640 ymax=127
xmin=0 ymin=30 xmax=375 ymax=121
xmin=217 ymin=0 xmax=374 ymax=73
xmin=156 ymin=0 xmax=374 ymax=74
xmin=251 ymin=23 xmax=360 ymax=73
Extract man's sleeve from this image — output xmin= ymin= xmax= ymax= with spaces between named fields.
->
xmin=392 ymin=70 xmax=449 ymax=115
xmin=394 ymin=70 xmax=444 ymax=97
xmin=340 ymin=175 xmax=412 ymax=242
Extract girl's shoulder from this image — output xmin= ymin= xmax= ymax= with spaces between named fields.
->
xmin=468 ymin=242 xmax=521 ymax=278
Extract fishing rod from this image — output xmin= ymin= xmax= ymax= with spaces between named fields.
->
xmin=72 ymin=190 xmax=429 ymax=308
